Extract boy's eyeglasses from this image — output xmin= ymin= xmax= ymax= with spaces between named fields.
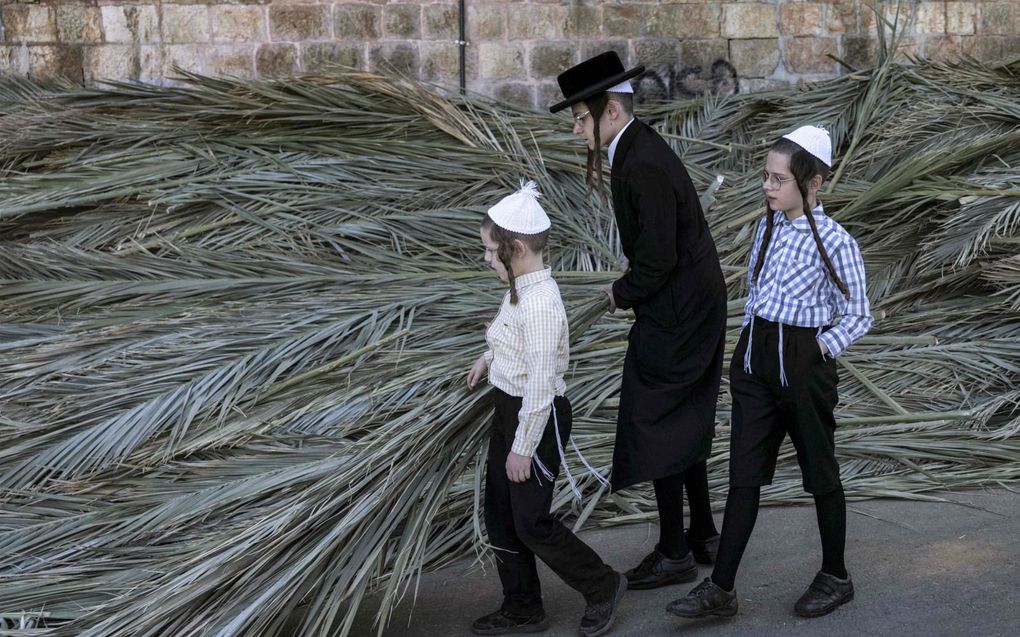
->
xmin=572 ymin=110 xmax=590 ymax=123
xmin=762 ymin=171 xmax=796 ymax=189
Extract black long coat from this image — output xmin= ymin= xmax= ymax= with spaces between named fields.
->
xmin=608 ymin=119 xmax=728 ymax=492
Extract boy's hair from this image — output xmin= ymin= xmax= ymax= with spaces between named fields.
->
xmin=583 ymin=91 xmax=633 ymax=207
xmin=481 ymin=215 xmax=549 ymax=305
xmin=608 ymin=91 xmax=633 ymax=114
xmin=751 ymin=137 xmax=850 ymax=300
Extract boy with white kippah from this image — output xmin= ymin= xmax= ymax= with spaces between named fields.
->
xmin=467 ymin=181 xmax=626 ymax=637
xmin=668 ymin=125 xmax=873 ymax=621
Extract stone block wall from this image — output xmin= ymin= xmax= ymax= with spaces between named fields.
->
xmin=0 ymin=1 xmax=1018 ymax=110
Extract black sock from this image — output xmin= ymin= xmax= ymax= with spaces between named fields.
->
xmin=711 ymin=485 xmax=760 ymax=591
xmin=653 ymin=472 xmax=688 ymax=559
xmin=683 ymin=460 xmax=719 ymax=540
xmin=814 ymin=485 xmax=848 ymax=579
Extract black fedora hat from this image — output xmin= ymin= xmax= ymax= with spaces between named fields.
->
xmin=549 ymin=51 xmax=644 ymax=113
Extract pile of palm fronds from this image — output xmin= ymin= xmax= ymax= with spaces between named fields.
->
xmin=2 ymin=46 xmax=1020 ymax=635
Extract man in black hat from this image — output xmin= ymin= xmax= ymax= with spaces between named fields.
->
xmin=551 ymin=51 xmax=728 ymax=590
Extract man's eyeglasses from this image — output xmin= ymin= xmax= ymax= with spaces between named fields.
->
xmin=572 ymin=110 xmax=590 ymax=123
xmin=761 ymin=171 xmax=796 ymax=189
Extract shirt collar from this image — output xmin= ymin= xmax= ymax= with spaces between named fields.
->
xmin=607 ymin=117 xmax=636 ymax=168
xmin=774 ymin=202 xmax=825 ymax=232
xmin=514 ymin=266 xmax=552 ymax=290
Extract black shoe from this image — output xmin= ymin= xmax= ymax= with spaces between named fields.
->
xmin=624 ymin=546 xmax=698 ymax=590
xmin=666 ymin=577 xmax=738 ymax=618
xmin=471 ymin=608 xmax=549 ymax=635
xmin=579 ymin=572 xmax=627 ymax=637
xmin=794 ymin=571 xmax=854 ymax=617
xmin=685 ymin=530 xmax=721 ymax=565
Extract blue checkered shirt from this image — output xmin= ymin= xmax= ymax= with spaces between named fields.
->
xmin=742 ymin=204 xmax=873 ymax=358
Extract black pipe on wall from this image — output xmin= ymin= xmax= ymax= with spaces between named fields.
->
xmin=458 ymin=0 xmax=466 ymax=94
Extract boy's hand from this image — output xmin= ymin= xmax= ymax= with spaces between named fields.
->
xmin=600 ymin=283 xmax=617 ymax=313
xmin=817 ymin=339 xmax=830 ymax=358
xmin=466 ymin=354 xmax=488 ymax=389
xmin=506 ymin=452 xmax=532 ymax=483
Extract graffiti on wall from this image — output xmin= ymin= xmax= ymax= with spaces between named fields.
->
xmin=635 ymin=59 xmax=740 ymax=103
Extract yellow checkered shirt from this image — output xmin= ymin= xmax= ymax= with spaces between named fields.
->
xmin=484 ymin=267 xmax=569 ymax=457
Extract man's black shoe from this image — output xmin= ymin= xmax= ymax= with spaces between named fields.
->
xmin=794 ymin=571 xmax=854 ymax=617
xmin=685 ymin=531 xmax=720 ymax=565
xmin=624 ymin=546 xmax=698 ymax=590
xmin=666 ymin=577 xmax=738 ymax=618
xmin=579 ymin=571 xmax=627 ymax=637
xmin=471 ymin=608 xmax=548 ymax=635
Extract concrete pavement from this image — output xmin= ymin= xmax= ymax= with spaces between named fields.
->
xmin=350 ymin=487 xmax=1020 ymax=637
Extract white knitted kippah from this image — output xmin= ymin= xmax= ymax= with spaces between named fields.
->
xmin=486 ymin=180 xmax=551 ymax=235
xmin=782 ymin=125 xmax=832 ymax=167
xmin=607 ymin=80 xmax=634 ymax=94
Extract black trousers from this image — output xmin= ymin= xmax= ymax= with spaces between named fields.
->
xmin=485 ymin=388 xmax=616 ymax=614
xmin=728 ymin=318 xmax=842 ymax=495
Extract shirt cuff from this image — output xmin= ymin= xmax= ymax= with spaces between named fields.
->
xmin=483 ymin=349 xmax=493 ymax=365
xmin=818 ymin=330 xmax=847 ymax=359
xmin=510 ymin=434 xmax=539 ymax=458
